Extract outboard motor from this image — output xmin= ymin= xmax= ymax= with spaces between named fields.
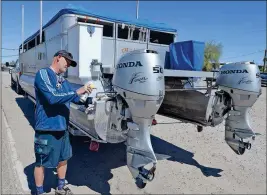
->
xmin=112 ymin=49 xmax=165 ymax=188
xmin=215 ymin=62 xmax=261 ymax=155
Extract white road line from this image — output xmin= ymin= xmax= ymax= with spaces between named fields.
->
xmin=2 ymin=109 xmax=31 ymax=193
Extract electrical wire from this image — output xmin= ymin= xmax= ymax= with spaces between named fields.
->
xmin=0 ymin=54 xmax=19 ymax=57
xmin=221 ymin=49 xmax=265 ymax=60
xmin=1 ymin=48 xmax=19 ymax=51
xmin=1 ymin=48 xmax=19 ymax=58
xmin=245 ymin=28 xmax=267 ymax=33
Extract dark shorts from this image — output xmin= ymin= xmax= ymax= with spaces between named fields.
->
xmin=34 ymin=130 xmax=72 ymax=168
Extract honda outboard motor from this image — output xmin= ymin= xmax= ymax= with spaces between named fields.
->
xmin=112 ymin=49 xmax=165 ymax=188
xmin=215 ymin=62 xmax=261 ymax=155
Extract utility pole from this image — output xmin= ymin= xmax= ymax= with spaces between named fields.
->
xmin=22 ymin=5 xmax=24 ymax=53
xmin=40 ymin=0 xmax=43 ymax=43
xmin=136 ymin=0 xmax=139 ymax=19
xmin=0 ymin=0 xmax=2 ymax=65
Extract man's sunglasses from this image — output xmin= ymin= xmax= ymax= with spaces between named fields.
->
xmin=65 ymin=58 xmax=72 ymax=66
xmin=58 ymin=55 xmax=71 ymax=66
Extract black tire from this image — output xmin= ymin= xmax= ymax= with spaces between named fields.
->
xmin=16 ymin=78 xmax=23 ymax=94
xmin=69 ymin=131 xmax=75 ymax=145
xmin=197 ymin=125 xmax=203 ymax=132
xmin=11 ymin=76 xmax=15 ymax=88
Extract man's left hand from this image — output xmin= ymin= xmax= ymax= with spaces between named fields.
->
xmin=76 ymin=83 xmax=95 ymax=95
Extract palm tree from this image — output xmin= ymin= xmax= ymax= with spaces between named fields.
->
xmin=203 ymin=40 xmax=223 ymax=71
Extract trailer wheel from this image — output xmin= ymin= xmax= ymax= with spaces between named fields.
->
xmin=197 ymin=125 xmax=203 ymax=132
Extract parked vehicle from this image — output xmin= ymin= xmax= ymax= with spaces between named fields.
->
xmin=1 ymin=62 xmax=14 ymax=71
xmin=260 ymin=72 xmax=267 ymax=86
xmin=9 ymin=59 xmax=23 ymax=94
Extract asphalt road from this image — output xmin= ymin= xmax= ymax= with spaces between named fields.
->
xmin=1 ymin=70 xmax=266 ymax=194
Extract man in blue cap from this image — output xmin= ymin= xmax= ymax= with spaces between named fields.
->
xmin=33 ymin=50 xmax=93 ymax=195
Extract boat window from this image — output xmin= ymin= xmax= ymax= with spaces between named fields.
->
xmin=42 ymin=31 xmax=45 ymax=42
xmin=37 ymin=35 xmax=40 ymax=45
xmin=77 ymin=17 xmax=113 ymax=37
xmin=117 ymin=24 xmax=146 ymax=42
xmin=131 ymin=26 xmax=146 ymax=42
xmin=19 ymin=45 xmax=26 ymax=53
xmin=28 ymin=39 xmax=35 ymax=50
xmin=117 ymin=24 xmax=129 ymax=39
xmin=37 ymin=31 xmax=46 ymax=45
xmin=132 ymin=28 xmax=139 ymax=40
xmin=149 ymin=30 xmax=174 ymax=45
xmin=102 ymin=22 xmax=113 ymax=37
xmin=19 ymin=31 xmax=45 ymax=53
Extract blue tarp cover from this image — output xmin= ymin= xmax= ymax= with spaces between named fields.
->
xmin=21 ymin=6 xmax=177 ymax=47
xmin=166 ymin=40 xmax=205 ymax=71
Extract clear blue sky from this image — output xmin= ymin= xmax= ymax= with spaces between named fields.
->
xmin=1 ymin=1 xmax=266 ymax=64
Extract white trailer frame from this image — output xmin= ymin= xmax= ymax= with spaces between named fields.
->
xmin=18 ymin=8 xmax=217 ymax=139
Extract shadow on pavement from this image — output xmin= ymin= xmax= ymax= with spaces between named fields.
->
xmin=24 ymin=138 xmax=126 ymax=195
xmin=15 ymin=97 xmax=36 ymax=128
xmin=15 ymin=97 xmax=223 ymax=195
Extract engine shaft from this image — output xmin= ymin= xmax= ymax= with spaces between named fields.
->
xmin=126 ymin=117 xmax=157 ymax=182
xmin=225 ymin=106 xmax=255 ymax=155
